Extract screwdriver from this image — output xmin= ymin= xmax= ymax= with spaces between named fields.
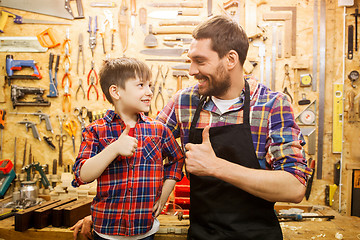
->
xmin=0 ymin=109 xmax=6 ymax=159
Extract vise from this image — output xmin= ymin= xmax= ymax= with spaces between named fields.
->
xmin=5 ymin=55 xmax=42 ymax=86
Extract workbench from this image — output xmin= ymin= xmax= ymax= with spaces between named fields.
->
xmin=0 ymin=205 xmax=359 ymax=240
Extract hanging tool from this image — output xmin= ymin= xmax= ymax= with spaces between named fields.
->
xmin=87 ymin=61 xmax=99 ymax=100
xmin=5 ymin=54 xmax=42 ymax=86
xmin=333 ymin=84 xmax=343 ymax=153
xmin=348 ymin=25 xmax=354 ymax=59
xmin=56 ymin=115 xmax=67 ymax=166
xmin=9 ymin=111 xmax=53 ymax=133
xmin=253 ymin=41 xmax=265 ymax=85
xmin=63 ymin=80 xmax=71 ymax=113
xmin=139 ymin=7 xmax=147 ymax=35
xmin=62 ymin=61 xmax=72 ymax=88
xmin=140 ymin=48 xmax=188 ymax=56
xmin=76 ymin=79 xmax=86 ymax=100
xmin=90 ymin=2 xmax=117 ymax=7
xmin=0 ymin=160 xmax=16 ymax=198
xmin=295 ymin=100 xmax=317 ymax=126
xmin=298 ymin=94 xmax=311 ymax=105
xmin=145 ymin=58 xmax=191 ymax=63
xmin=0 ymin=0 xmax=74 ymax=20
xmin=130 ymin=0 xmax=136 ymax=35
xmin=155 ymin=66 xmax=168 ymax=111
xmin=351 ymin=9 xmax=360 ymax=51
xmin=74 ymin=107 xmax=88 ymax=141
xmin=317 ymin=0 xmax=326 ymax=179
xmin=55 ymin=134 xmax=66 ymax=166
xmin=0 ymin=36 xmax=47 ymax=52
xmin=208 ymin=0 xmax=213 ymax=17
xmin=223 ymin=0 xmax=243 ymax=26
xmin=148 ymin=9 xmax=200 ymax=19
xmin=282 ymin=64 xmax=293 ymax=103
xmin=300 ymin=74 xmax=312 ymax=87
xmin=11 ymin=85 xmax=51 ymax=108
xmin=348 ymin=70 xmax=359 ymax=88
xmin=164 ymin=37 xmax=193 ymax=44
xmin=99 ymin=10 xmax=114 ymax=54
xmin=159 ymin=20 xmax=201 ymax=26
xmin=171 ymin=64 xmax=190 ymax=70
xmin=77 ymin=33 xmax=85 ymax=75
xmin=47 ymin=53 xmax=59 ymax=98
xmin=151 ymin=26 xmax=195 ymax=35
xmin=101 ymin=10 xmax=115 ymax=52
xmin=270 ymin=6 xmax=297 ymax=56
xmin=0 ymin=109 xmax=5 ymax=159
xmin=63 ymin=120 xmax=77 ymax=153
xmin=22 ymin=139 xmax=27 ymax=167
xmin=173 ymin=71 xmax=189 ymax=91
xmin=149 ymin=66 xmax=160 ymax=116
xmin=43 ymin=136 xmax=56 ymax=150
xmin=144 ymin=25 xmax=158 ymax=47
xmin=148 ymin=2 xmax=203 ymax=7
xmin=88 ymin=16 xmax=98 ymax=57
xmin=37 ymin=27 xmax=61 ymax=48
xmin=118 ymin=0 xmax=129 ymax=55
xmin=0 ymin=10 xmax=71 ymax=33
xmin=18 ymin=120 xmax=41 ymax=141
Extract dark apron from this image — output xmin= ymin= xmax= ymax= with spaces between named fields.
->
xmin=187 ymin=80 xmax=283 ymax=240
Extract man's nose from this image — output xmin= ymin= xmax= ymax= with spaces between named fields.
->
xmin=188 ymin=63 xmax=199 ymax=76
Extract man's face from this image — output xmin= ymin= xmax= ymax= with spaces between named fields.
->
xmin=117 ymin=78 xmax=153 ymax=114
xmin=187 ymin=39 xmax=231 ymax=98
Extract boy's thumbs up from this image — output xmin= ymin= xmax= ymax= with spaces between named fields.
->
xmin=202 ymin=125 xmax=211 ymax=144
xmin=123 ymin=124 xmax=131 ymax=135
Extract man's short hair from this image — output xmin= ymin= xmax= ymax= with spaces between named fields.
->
xmin=99 ymin=57 xmax=152 ymax=104
xmin=192 ymin=15 xmax=249 ymax=66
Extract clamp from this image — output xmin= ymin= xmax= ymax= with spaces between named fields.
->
xmin=88 ymin=16 xmax=98 ymax=57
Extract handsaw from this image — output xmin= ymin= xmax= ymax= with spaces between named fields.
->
xmin=0 ymin=0 xmax=74 ymax=20
xmin=118 ymin=0 xmax=129 ymax=54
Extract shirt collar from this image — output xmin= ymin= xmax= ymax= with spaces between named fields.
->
xmin=202 ymin=75 xmax=258 ymax=113
xmin=104 ymin=110 xmax=148 ymax=124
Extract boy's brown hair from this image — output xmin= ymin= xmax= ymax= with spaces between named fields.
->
xmin=192 ymin=15 xmax=249 ymax=66
xmin=99 ymin=57 xmax=152 ymax=104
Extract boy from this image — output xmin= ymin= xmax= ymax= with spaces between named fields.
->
xmin=72 ymin=58 xmax=184 ymax=240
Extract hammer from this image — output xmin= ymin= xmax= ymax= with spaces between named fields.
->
xmin=173 ymin=71 xmax=189 ymax=91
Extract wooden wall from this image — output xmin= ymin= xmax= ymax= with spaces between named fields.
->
xmin=1 ymin=0 xmax=360 ymax=215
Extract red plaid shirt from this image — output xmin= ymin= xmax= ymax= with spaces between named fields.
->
xmin=72 ymin=110 xmax=184 ymax=236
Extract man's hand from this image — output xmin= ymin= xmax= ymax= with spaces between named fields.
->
xmin=184 ymin=126 xmax=219 ymax=176
xmin=69 ymin=215 xmax=93 ymax=240
xmin=114 ymin=124 xmax=138 ymax=156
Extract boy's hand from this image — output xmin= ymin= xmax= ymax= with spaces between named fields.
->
xmin=153 ymin=199 xmax=166 ymax=217
xmin=115 ymin=124 xmax=138 ymax=156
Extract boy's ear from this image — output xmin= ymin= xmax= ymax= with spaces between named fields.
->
xmin=109 ymin=85 xmax=120 ymax=99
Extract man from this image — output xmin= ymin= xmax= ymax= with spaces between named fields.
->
xmin=71 ymin=15 xmax=311 ymax=240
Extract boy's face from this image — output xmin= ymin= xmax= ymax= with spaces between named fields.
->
xmin=117 ymin=78 xmax=153 ymax=114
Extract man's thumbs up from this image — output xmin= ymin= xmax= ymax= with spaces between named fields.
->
xmin=202 ymin=125 xmax=211 ymax=145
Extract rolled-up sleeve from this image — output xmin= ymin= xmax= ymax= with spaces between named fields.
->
xmin=161 ymin=124 xmax=184 ymax=181
xmin=72 ymin=125 xmax=99 ymax=187
xmin=266 ymin=94 xmax=312 ymax=186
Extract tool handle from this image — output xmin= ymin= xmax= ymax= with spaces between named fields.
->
xmin=95 ymin=16 xmax=98 ymax=33
xmin=0 ymin=10 xmax=16 ymax=33
xmin=139 ymin=8 xmax=146 ymax=25
xmin=31 ymin=124 xmax=41 ymax=141
xmin=159 ymin=20 xmax=200 ymax=26
xmin=179 ymin=9 xmax=200 ymax=16
xmin=152 ymin=27 xmax=195 ymax=34
xmin=88 ymin=16 xmax=92 ymax=32
xmin=0 ymin=109 xmax=6 ymax=129
xmin=49 ymin=53 xmax=54 ymax=70
xmin=131 ymin=0 xmax=136 ymax=15
xmin=75 ymin=0 xmax=85 ymax=19
xmin=37 ymin=28 xmax=60 ymax=48
xmin=179 ymin=1 xmax=203 ymax=7
xmin=42 ymin=115 xmax=53 ymax=133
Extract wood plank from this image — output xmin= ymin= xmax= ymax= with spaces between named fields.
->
xmin=63 ymin=198 xmax=92 ymax=227
xmin=52 ymin=198 xmax=88 ymax=227
xmin=33 ymin=197 xmax=77 ymax=229
xmin=15 ymin=199 xmax=60 ymax=232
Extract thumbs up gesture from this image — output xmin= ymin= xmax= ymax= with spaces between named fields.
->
xmin=115 ymin=124 xmax=138 ymax=157
xmin=184 ymin=126 xmax=218 ymax=176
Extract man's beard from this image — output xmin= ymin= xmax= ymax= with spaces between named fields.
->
xmin=195 ymin=63 xmax=231 ymax=97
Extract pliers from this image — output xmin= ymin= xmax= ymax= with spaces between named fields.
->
xmin=155 ymin=65 xmax=168 ymax=110
xmin=77 ymin=33 xmax=85 ymax=75
xmin=282 ymin=64 xmax=293 ymax=103
xmin=62 ymin=81 xmax=71 ymax=112
xmin=87 ymin=61 xmax=99 ymax=100
xmin=76 ymin=78 xmax=85 ymax=100
xmin=88 ymin=16 xmax=98 ymax=57
xmin=62 ymin=62 xmax=72 ymax=88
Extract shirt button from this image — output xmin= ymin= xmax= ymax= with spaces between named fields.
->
xmin=131 ymin=165 xmax=134 ymax=169
xmin=220 ymin=116 xmax=224 ymax=121
xmin=129 ymin=188 xmax=132 ymax=192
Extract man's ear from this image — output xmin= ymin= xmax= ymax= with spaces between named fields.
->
xmin=109 ymin=85 xmax=120 ymax=100
xmin=226 ymin=50 xmax=239 ymax=70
